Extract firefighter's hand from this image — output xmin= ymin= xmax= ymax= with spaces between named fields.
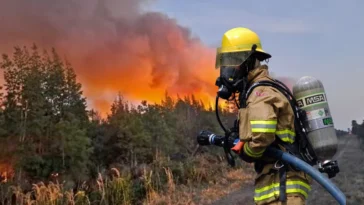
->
xmin=232 ymin=141 xmax=257 ymax=163
xmin=231 ymin=141 xmax=245 ymax=154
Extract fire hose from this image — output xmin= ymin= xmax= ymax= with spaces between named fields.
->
xmin=197 ymin=132 xmax=346 ymax=205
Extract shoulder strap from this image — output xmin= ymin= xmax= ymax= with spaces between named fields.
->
xmin=245 ymin=79 xmax=318 ymax=166
xmin=245 ymin=79 xmax=319 ymax=202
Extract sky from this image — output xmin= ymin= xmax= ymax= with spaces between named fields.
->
xmin=0 ymin=0 xmax=362 ymax=130
xmin=147 ymin=0 xmax=364 ymax=130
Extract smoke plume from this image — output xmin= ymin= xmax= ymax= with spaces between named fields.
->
xmin=0 ymin=0 xmax=217 ymax=115
xmin=0 ymin=0 xmax=295 ymax=115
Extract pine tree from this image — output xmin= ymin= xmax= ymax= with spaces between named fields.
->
xmin=0 ymin=45 xmax=92 ymax=183
xmin=63 ymin=60 xmax=88 ymax=125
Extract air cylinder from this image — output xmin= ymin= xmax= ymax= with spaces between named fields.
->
xmin=292 ymin=76 xmax=338 ymax=162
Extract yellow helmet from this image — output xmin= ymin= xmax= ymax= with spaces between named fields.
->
xmin=215 ymin=27 xmax=271 ymax=68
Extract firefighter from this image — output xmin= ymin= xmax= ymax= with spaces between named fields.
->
xmin=215 ymin=27 xmax=312 ymax=205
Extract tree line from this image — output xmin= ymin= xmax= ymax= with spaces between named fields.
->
xmin=0 ymin=45 xmax=350 ymax=204
xmin=0 ymin=45 xmax=237 ymax=188
xmin=351 ymin=120 xmax=364 ymax=146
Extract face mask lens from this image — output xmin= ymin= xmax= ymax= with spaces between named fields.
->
xmin=215 ymin=49 xmax=251 ymax=69
xmin=220 ymin=66 xmax=240 ymax=82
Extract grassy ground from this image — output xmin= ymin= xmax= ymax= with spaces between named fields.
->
xmin=0 ymin=153 xmax=256 ymax=205
xmin=3 ymin=136 xmax=358 ymax=205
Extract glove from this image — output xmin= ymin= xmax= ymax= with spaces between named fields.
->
xmin=231 ymin=141 xmax=245 ymax=154
xmin=232 ymin=141 xmax=259 ymax=163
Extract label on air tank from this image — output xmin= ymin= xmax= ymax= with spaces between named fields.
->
xmin=297 ymin=92 xmax=327 ymax=108
xmin=306 ymin=117 xmax=334 ymax=132
xmin=306 ymin=108 xmax=330 ymax=120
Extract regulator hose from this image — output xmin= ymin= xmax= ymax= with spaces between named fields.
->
xmin=265 ymin=147 xmax=346 ymax=205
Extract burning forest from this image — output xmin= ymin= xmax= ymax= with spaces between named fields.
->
xmin=0 ymin=0 xmax=300 ymax=204
xmin=0 ymin=0 xmax=219 ymax=116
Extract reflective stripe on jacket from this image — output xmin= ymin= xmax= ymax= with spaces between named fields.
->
xmin=238 ymin=65 xmax=312 ymax=204
xmin=239 ymin=65 xmax=296 ymax=158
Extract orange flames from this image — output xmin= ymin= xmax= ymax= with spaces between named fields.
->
xmin=78 ymin=31 xmax=219 ymax=115
xmin=0 ymin=139 xmax=15 ymax=183
xmin=69 ymin=11 xmax=220 ymax=115
xmin=0 ymin=0 xmax=220 ymax=116
xmin=0 ymin=0 xmax=295 ymax=117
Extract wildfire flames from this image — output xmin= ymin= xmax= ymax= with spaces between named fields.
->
xmin=0 ymin=0 xmax=294 ymax=117
xmin=0 ymin=139 xmax=15 ymax=183
xmin=0 ymin=0 xmax=219 ymax=116
xmin=0 ymin=0 xmax=298 ymax=177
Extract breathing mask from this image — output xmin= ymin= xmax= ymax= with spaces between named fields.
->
xmin=215 ymin=45 xmax=257 ymax=100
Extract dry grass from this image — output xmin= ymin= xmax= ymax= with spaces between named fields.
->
xmin=143 ymin=167 xmax=254 ymax=205
xmin=144 ymin=167 xmax=195 ymax=205
xmin=3 ymin=182 xmax=90 ymax=205
xmin=144 ymin=155 xmax=255 ymax=205
xmin=0 ymin=154 xmax=255 ymax=205
xmin=97 ymin=170 xmax=133 ymax=205
xmin=197 ymin=168 xmax=254 ymax=205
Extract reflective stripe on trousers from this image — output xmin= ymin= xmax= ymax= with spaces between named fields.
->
xmin=254 ymin=180 xmax=311 ymax=203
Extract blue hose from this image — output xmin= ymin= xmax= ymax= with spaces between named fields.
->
xmin=265 ymin=147 xmax=346 ymax=205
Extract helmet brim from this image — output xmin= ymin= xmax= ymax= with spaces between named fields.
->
xmin=255 ymin=49 xmax=271 ymax=61
xmin=215 ymin=48 xmax=272 ymax=69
